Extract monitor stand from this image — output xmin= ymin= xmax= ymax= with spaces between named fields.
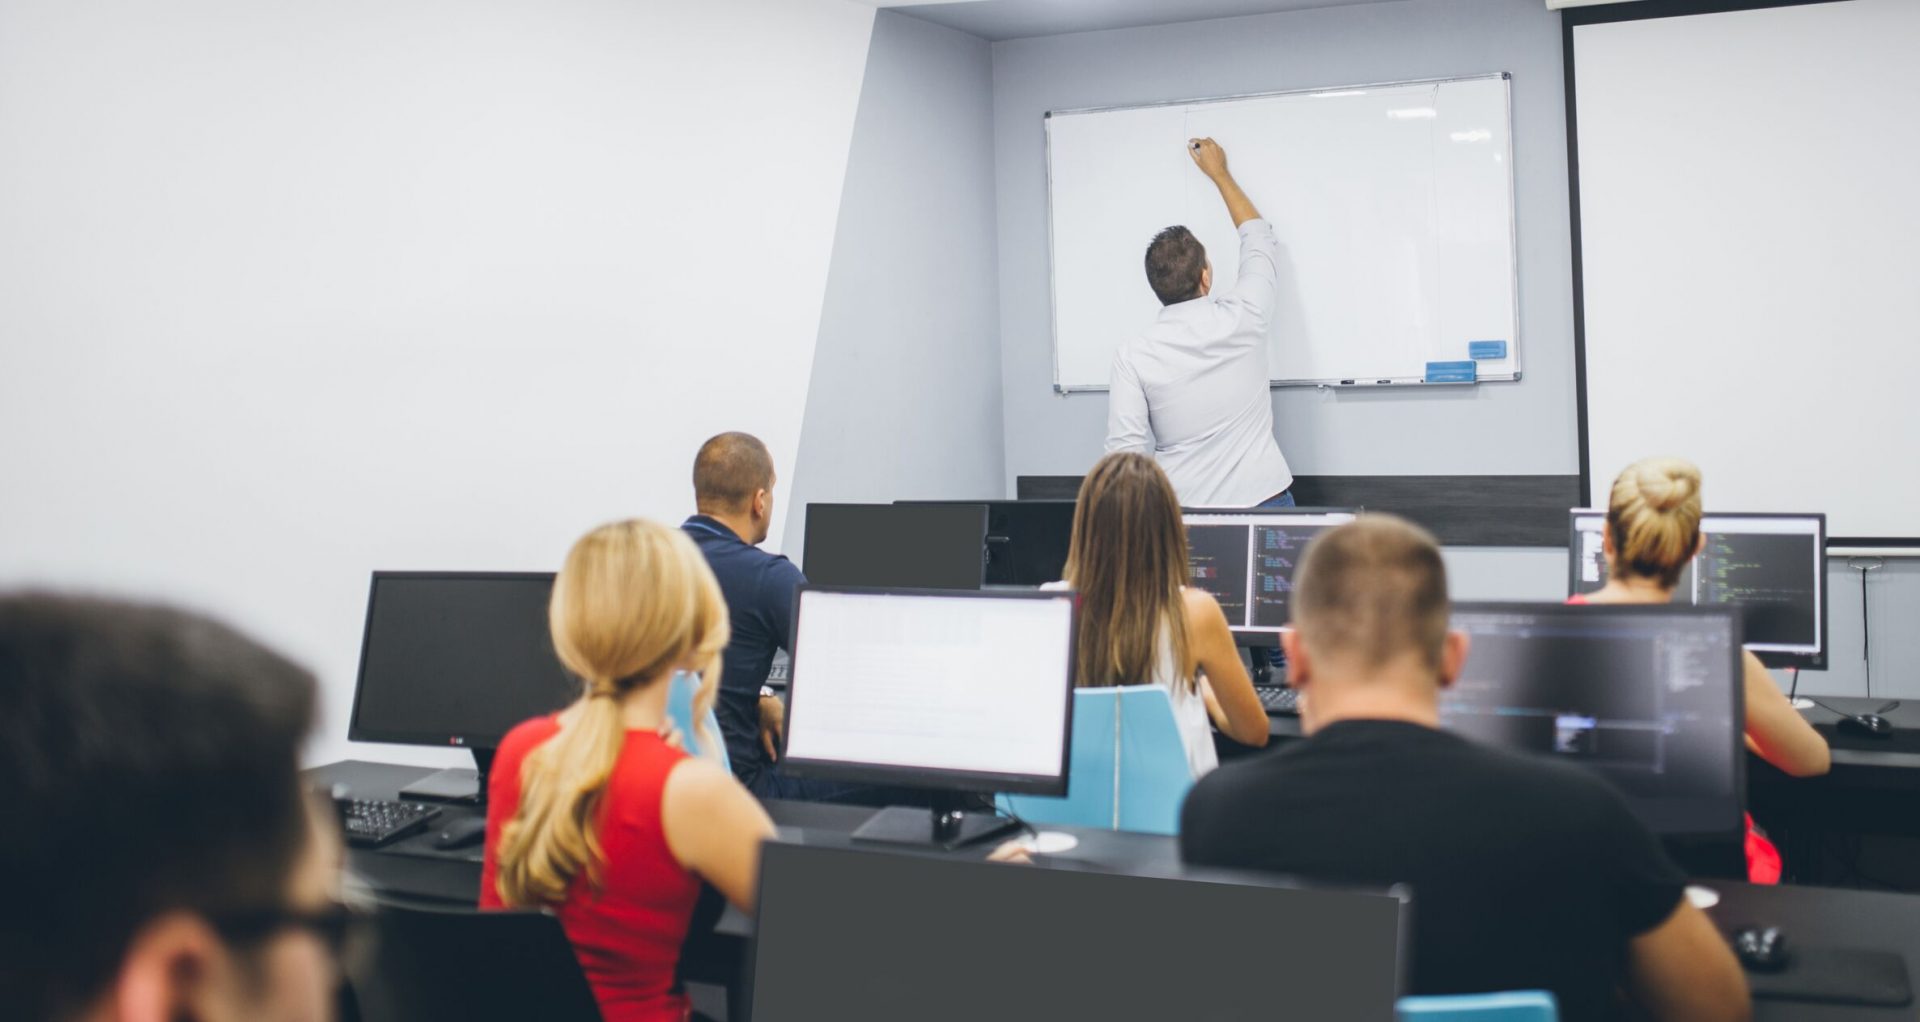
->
xmin=400 ymin=747 xmax=495 ymax=806
xmin=852 ymin=793 xmax=1022 ymax=851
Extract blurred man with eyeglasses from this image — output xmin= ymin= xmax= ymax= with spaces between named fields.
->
xmin=0 ymin=594 xmax=347 ymax=1022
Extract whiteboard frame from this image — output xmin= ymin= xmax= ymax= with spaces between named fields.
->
xmin=1044 ymin=72 xmax=1521 ymax=394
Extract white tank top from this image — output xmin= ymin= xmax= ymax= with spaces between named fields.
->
xmin=1045 ymin=582 xmax=1219 ymax=779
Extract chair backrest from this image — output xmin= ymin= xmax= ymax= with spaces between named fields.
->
xmin=349 ymin=899 xmax=603 ymax=1022
xmin=666 ymin=670 xmax=730 ymax=772
xmin=1113 ymin=685 xmax=1194 ymax=835
xmin=996 ymin=685 xmax=1195 ymax=835
xmin=1396 ymin=991 xmax=1559 ymax=1022
xmin=998 ymin=687 xmax=1121 ymax=829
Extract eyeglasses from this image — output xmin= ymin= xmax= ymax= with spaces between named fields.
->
xmin=208 ymin=900 xmax=363 ymax=960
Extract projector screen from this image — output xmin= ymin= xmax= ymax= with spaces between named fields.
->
xmin=1568 ymin=0 xmax=1920 ymax=544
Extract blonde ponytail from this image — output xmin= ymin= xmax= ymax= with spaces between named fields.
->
xmin=494 ymin=519 xmax=730 ymax=907
xmin=1606 ymin=456 xmax=1704 ymax=590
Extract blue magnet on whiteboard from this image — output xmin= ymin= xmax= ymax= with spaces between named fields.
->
xmin=1468 ymin=340 xmax=1507 ymax=360
xmin=1424 ymin=360 xmax=1477 ymax=384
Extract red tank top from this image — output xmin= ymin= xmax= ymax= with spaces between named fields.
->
xmin=1564 ymin=595 xmax=1780 ymax=883
xmin=480 ymin=716 xmax=702 ymax=1022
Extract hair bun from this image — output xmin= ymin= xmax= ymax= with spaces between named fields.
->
xmin=1634 ymin=459 xmax=1699 ymax=514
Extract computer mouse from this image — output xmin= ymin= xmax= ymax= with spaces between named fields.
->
xmin=431 ymin=816 xmax=489 ymax=850
xmin=1838 ymin=713 xmax=1895 ymax=738
xmin=1733 ymin=926 xmax=1790 ymax=973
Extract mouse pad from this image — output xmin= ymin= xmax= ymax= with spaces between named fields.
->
xmin=1747 ymin=947 xmax=1913 ymax=1007
xmin=1813 ymin=722 xmax=1920 ymax=754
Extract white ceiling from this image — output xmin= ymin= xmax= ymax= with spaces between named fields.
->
xmin=885 ymin=0 xmax=1415 ymax=42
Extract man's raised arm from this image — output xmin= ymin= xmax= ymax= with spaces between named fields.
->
xmin=1190 ymin=137 xmax=1260 ymax=227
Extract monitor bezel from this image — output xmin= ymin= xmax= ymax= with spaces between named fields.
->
xmin=777 ymin=585 xmax=1079 ymax=797
xmin=1181 ymin=507 xmax=1360 ymax=648
xmin=1566 ymin=509 xmax=1828 ymax=671
xmin=802 ymin=502 xmax=991 ymax=590
xmin=1449 ymin=600 xmax=1748 ymax=839
xmin=346 ymin=570 xmax=568 ymax=750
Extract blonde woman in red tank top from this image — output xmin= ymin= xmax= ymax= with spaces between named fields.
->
xmin=481 ymin=519 xmax=774 ymax=1022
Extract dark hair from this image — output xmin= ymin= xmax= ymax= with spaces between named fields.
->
xmin=1062 ymin=453 xmax=1193 ymax=693
xmin=1291 ymin=515 xmax=1451 ymax=672
xmin=0 ymin=594 xmax=317 ymax=1021
xmin=693 ymin=431 xmax=775 ymax=515
xmin=1144 ymin=225 xmax=1207 ymax=305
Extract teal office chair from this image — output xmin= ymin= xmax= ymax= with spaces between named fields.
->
xmin=998 ymin=686 xmax=1193 ymax=835
xmin=666 ymin=670 xmax=730 ymax=773
xmin=1396 ymin=991 xmax=1558 ymax=1021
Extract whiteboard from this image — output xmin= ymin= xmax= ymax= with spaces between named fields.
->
xmin=1570 ymin=0 xmax=1920 ymax=543
xmin=1045 ymin=74 xmax=1519 ymax=391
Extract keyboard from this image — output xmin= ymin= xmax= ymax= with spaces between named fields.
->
xmin=1256 ymin=685 xmax=1300 ymax=716
xmin=337 ymin=798 xmax=442 ymax=848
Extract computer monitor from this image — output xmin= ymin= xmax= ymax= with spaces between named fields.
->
xmin=780 ymin=586 xmax=1077 ymax=848
xmin=803 ymin=504 xmax=988 ymax=590
xmin=748 ymin=841 xmax=1408 ymax=1022
xmin=347 ymin=572 xmax=577 ymax=802
xmin=896 ymin=500 xmax=1076 ymax=587
xmin=1181 ymin=508 xmax=1359 ymax=648
xmin=1568 ymin=510 xmax=1827 ymax=669
xmin=1445 ymin=602 xmax=1745 ymax=836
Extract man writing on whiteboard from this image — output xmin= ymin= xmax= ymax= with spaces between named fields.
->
xmin=1106 ymin=138 xmax=1294 ymax=508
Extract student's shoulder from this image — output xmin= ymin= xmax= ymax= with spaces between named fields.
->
xmin=1465 ymin=742 xmax=1646 ymax=827
xmin=496 ymin=715 xmax=563 ymax=763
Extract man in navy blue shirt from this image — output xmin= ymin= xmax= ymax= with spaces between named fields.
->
xmin=683 ymin=432 xmax=886 ymax=803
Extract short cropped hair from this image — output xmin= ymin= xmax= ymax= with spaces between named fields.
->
xmin=0 ymin=594 xmax=317 ymax=1021
xmin=692 ymin=432 xmax=774 ymax=514
xmin=1144 ymin=226 xmax=1208 ymax=305
xmin=1291 ymin=515 xmax=1450 ymax=672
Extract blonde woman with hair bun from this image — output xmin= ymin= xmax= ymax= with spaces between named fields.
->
xmin=480 ymin=519 xmax=775 ymax=1022
xmin=1578 ymin=458 xmax=1829 ymax=883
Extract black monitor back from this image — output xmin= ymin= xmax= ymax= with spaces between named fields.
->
xmin=748 ymin=842 xmax=1406 ymax=1022
xmin=802 ymin=503 xmax=987 ymax=590
xmin=897 ymin=499 xmax=1076 ymax=586
xmin=348 ymin=572 xmax=576 ymax=750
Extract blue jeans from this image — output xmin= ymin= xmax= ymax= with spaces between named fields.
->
xmin=1259 ymin=488 xmax=1297 ymax=508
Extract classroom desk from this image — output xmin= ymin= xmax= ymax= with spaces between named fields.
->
xmin=313 ymin=759 xmax=1918 ymax=1020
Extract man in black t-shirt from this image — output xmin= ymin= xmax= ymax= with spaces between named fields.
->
xmin=1180 ymin=515 xmax=1749 ymax=1022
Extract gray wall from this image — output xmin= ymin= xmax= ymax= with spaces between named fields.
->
xmin=786 ymin=11 xmax=1005 ymax=566
xmin=980 ymin=0 xmax=1919 ymax=696
xmin=989 ymin=0 xmax=1577 ymax=486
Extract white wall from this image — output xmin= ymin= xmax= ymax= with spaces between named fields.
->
xmin=784 ymin=10 xmax=1006 ymax=567
xmin=0 ymin=0 xmax=877 ymax=766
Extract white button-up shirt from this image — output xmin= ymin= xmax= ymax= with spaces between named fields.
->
xmin=1106 ymin=218 xmax=1293 ymax=508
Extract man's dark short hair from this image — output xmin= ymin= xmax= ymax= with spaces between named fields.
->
xmin=1145 ymin=225 xmax=1208 ymax=305
xmin=0 ymin=594 xmax=317 ymax=1020
xmin=693 ymin=431 xmax=775 ymax=514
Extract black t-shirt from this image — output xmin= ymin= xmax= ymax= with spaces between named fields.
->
xmin=1180 ymin=720 xmax=1686 ymax=1022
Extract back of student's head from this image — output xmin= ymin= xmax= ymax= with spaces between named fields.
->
xmin=1063 ymin=452 xmax=1193 ymax=690
xmin=693 ymin=431 xmax=774 ymax=515
xmin=1605 ymin=457 xmax=1703 ymax=590
xmin=494 ymin=518 xmax=730 ymax=908
xmin=0 ymin=593 xmax=317 ymax=1021
xmin=1145 ymin=225 xmax=1207 ymax=305
xmin=1291 ymin=514 xmax=1450 ymax=674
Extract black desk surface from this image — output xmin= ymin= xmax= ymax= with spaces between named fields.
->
xmin=313 ymin=759 xmax=1920 ymax=1020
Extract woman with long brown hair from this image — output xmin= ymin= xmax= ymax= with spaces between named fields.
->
xmin=1054 ymin=452 xmax=1269 ymax=776
xmin=480 ymin=518 xmax=774 ymax=1022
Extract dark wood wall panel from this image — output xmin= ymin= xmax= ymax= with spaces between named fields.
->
xmin=1017 ymin=474 xmax=1581 ymax=548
